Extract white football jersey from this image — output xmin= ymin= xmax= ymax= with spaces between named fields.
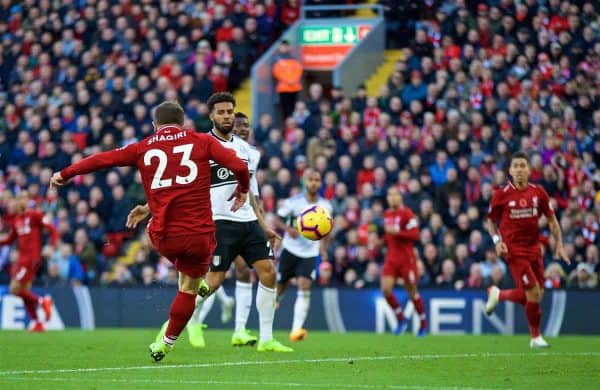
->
xmin=277 ymin=193 xmax=332 ymax=258
xmin=248 ymin=145 xmax=261 ymax=197
xmin=209 ymin=131 xmax=257 ymax=222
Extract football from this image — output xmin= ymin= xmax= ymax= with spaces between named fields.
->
xmin=296 ymin=205 xmax=333 ymax=241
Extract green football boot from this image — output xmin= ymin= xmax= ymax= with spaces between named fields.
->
xmin=231 ymin=329 xmax=258 ymax=347
xmin=257 ymin=338 xmax=294 ymax=352
xmin=149 ymin=341 xmax=172 ymax=362
xmin=187 ymin=323 xmax=207 ymax=348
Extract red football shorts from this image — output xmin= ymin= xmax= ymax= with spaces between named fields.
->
xmin=149 ymin=232 xmax=217 ymax=278
xmin=10 ymin=258 xmax=41 ymax=284
xmin=382 ymin=257 xmax=419 ymax=286
xmin=507 ymin=256 xmax=544 ymax=290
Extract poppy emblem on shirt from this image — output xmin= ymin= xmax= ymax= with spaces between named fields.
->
xmin=519 ymin=199 xmax=527 ymax=208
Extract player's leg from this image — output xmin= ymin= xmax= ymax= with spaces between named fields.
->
xmin=289 ymin=255 xmax=316 ymax=341
xmin=276 ymin=249 xmax=297 ymax=305
xmin=10 ymin=262 xmax=50 ymax=331
xmin=187 ymin=270 xmax=226 ymax=348
xmin=214 ymin=284 xmax=234 ymax=324
xmin=404 ymin=263 xmax=427 ymax=336
xmin=486 ymin=284 xmax=526 ymax=314
xmin=381 ymin=262 xmax=404 ymax=334
xmin=151 ymin=271 xmax=202 ymax=361
xmin=290 ymin=276 xmax=312 ymax=342
xmin=231 ymin=256 xmax=257 ymax=346
xmin=150 ymin=233 xmax=214 ymax=361
xmin=525 ymin=258 xmax=547 ymax=348
xmin=252 ymin=258 xmax=292 ymax=351
xmin=243 ymin=221 xmax=292 ymax=351
xmin=486 ymin=260 xmax=526 ymax=315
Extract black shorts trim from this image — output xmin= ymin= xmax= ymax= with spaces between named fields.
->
xmin=210 ymin=220 xmax=274 ymax=272
xmin=277 ymin=249 xmax=317 ymax=283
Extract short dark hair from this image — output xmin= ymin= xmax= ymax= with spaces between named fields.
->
xmin=234 ymin=112 xmax=248 ymax=120
xmin=207 ymin=92 xmax=236 ymax=112
xmin=154 ymin=101 xmax=184 ymax=126
xmin=510 ymin=151 xmax=529 ymax=164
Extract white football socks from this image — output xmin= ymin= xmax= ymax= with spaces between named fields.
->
xmin=235 ymin=281 xmax=253 ymax=332
xmin=194 ymin=293 xmax=216 ymax=324
xmin=256 ymin=282 xmax=276 ymax=342
xmin=214 ymin=285 xmax=229 ymax=303
xmin=292 ymin=290 xmax=310 ymax=331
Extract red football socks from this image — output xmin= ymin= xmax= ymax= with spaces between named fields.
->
xmin=499 ymin=289 xmax=526 ymax=305
xmin=165 ymin=291 xmax=196 ymax=343
xmin=412 ymin=296 xmax=427 ymax=329
xmin=18 ymin=290 xmax=40 ymax=321
xmin=525 ymin=301 xmax=542 ymax=338
xmin=384 ymin=293 xmax=404 ymax=321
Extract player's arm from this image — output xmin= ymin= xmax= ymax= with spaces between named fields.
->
xmin=51 ymin=144 xmax=139 ymax=187
xmin=486 ymin=191 xmax=508 ymax=257
xmin=249 ymin=191 xmax=282 ymax=248
xmin=540 ymin=189 xmax=570 ymax=265
xmin=385 ymin=215 xmax=419 ymax=241
xmin=275 ymin=199 xmax=300 ymax=238
xmin=126 ymin=203 xmax=150 ymax=229
xmin=41 ymin=217 xmax=60 ymax=251
xmin=206 ymin=136 xmax=250 ymax=211
xmin=0 ymin=227 xmax=17 ymax=246
xmin=319 ymin=230 xmax=332 ymax=263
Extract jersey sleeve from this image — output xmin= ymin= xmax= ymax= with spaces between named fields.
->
xmin=538 ymin=186 xmax=554 ymax=218
xmin=487 ymin=190 xmax=503 ymax=222
xmin=402 ymin=208 xmax=419 ymax=231
xmin=322 ymin=199 xmax=333 ymax=214
xmin=277 ymin=198 xmax=293 ymax=219
xmin=249 ymin=149 xmax=260 ymax=197
xmin=61 ymin=143 xmax=139 ymax=180
xmin=250 ymin=174 xmax=259 ymax=197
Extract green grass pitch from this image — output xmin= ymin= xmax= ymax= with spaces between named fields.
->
xmin=0 ymin=329 xmax=598 ymax=389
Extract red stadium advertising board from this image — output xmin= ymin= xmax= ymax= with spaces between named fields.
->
xmin=300 ymin=45 xmax=353 ymax=69
xmin=299 ymin=25 xmax=372 ymax=70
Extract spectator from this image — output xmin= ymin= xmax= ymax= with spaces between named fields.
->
xmin=544 ymin=262 xmax=567 ymax=289
xmin=272 ymin=40 xmax=303 ymax=121
xmin=568 ymin=263 xmax=598 ymax=289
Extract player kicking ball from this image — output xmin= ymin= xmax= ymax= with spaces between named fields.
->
xmin=0 ymin=191 xmax=58 ymax=332
xmin=128 ymin=94 xmax=291 ymax=352
xmin=485 ymin=152 xmax=570 ymax=348
xmin=275 ymin=169 xmax=332 ymax=342
xmin=381 ymin=186 xmax=427 ymax=336
xmin=51 ymin=101 xmax=250 ymax=361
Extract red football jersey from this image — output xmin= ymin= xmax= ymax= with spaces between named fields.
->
xmin=61 ymin=126 xmax=250 ymax=238
xmin=0 ymin=210 xmax=59 ymax=261
xmin=383 ymin=206 xmax=419 ymax=263
xmin=488 ymin=182 xmax=554 ymax=260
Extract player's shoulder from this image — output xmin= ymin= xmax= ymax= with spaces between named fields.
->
xmin=493 ymin=183 xmax=513 ymax=198
xmin=318 ymin=196 xmax=333 ymax=209
xmin=528 ymin=182 xmax=548 ymax=195
xmin=402 ymin=205 xmax=416 ymax=217
xmin=288 ymin=193 xmax=305 ymax=202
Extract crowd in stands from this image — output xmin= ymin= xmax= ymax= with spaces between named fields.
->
xmin=1 ymin=0 xmax=599 ymax=291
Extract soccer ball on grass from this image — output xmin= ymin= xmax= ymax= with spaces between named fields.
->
xmin=296 ymin=205 xmax=333 ymax=241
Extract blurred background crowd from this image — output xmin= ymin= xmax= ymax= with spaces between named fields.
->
xmin=0 ymin=0 xmax=599 ymax=291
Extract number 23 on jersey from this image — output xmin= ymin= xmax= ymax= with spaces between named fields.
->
xmin=144 ymin=144 xmax=198 ymax=189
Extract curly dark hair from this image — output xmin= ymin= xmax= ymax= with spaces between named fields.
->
xmin=207 ymin=92 xmax=236 ymax=112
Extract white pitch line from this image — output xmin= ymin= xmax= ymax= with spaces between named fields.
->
xmin=0 ymin=376 xmax=505 ymax=390
xmin=0 ymin=356 xmax=394 ymax=376
xmin=0 ymin=352 xmax=598 ymax=377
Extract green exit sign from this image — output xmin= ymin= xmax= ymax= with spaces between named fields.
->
xmin=299 ymin=25 xmax=371 ymax=45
